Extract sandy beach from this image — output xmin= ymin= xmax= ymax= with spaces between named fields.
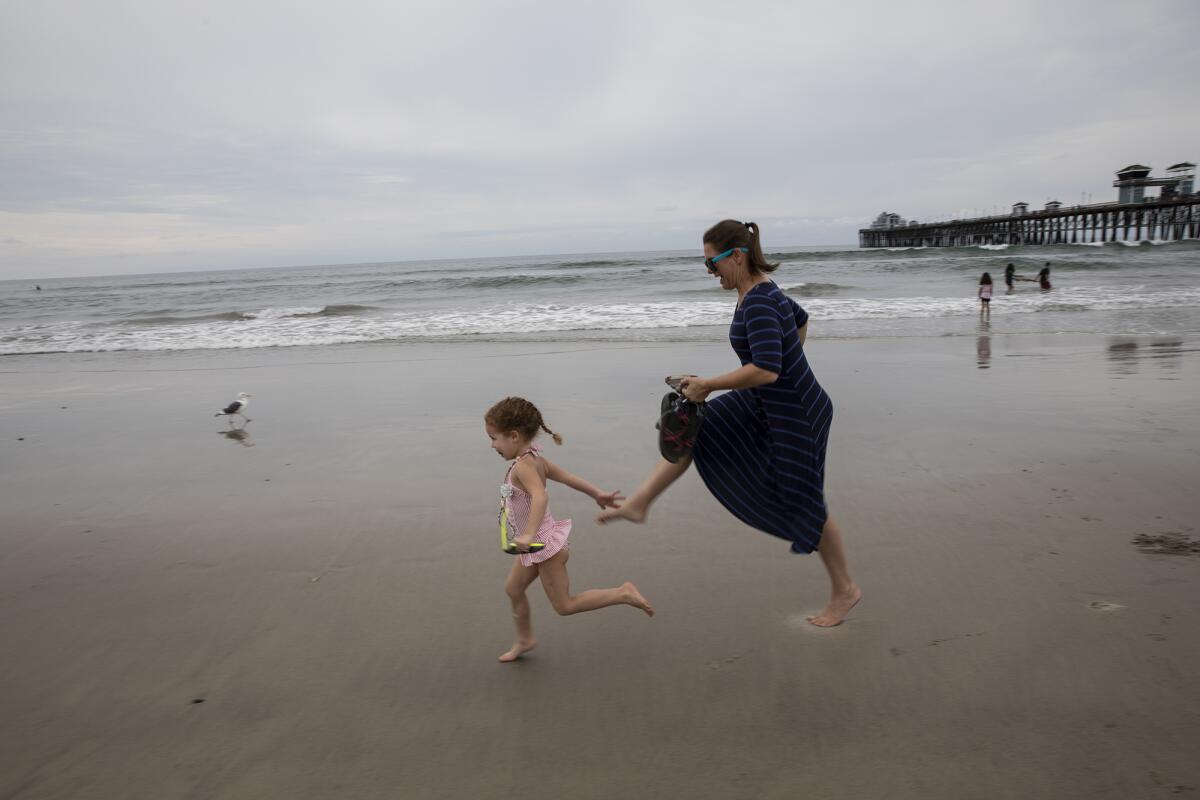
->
xmin=2 ymin=333 xmax=1199 ymax=799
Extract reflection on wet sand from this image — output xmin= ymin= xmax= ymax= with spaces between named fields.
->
xmin=1107 ymin=339 xmax=1139 ymax=376
xmin=976 ymin=319 xmax=991 ymax=369
xmin=1107 ymin=337 xmax=1187 ymax=379
xmin=1148 ymin=339 xmax=1184 ymax=375
xmin=218 ymin=427 xmax=254 ymax=447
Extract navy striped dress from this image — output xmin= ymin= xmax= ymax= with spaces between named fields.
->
xmin=691 ymin=281 xmax=833 ymax=554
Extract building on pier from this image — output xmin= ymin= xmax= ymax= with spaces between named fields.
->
xmin=1165 ymin=162 xmax=1195 ymax=196
xmin=1114 ymin=163 xmax=1195 ymax=203
xmin=860 ymin=162 xmax=1199 ymax=248
xmin=1114 ymin=165 xmax=1152 ymax=204
xmin=869 ymin=211 xmax=909 ymax=229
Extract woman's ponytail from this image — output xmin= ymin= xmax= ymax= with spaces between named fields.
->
xmin=703 ymin=219 xmax=779 ymax=275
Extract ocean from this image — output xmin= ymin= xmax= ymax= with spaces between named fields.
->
xmin=2 ymin=241 xmax=1198 ymax=356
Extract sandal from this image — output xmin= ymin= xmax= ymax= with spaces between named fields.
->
xmin=657 ymin=377 xmax=705 ymax=463
xmin=502 ymin=542 xmax=547 ymax=556
xmin=499 ymin=506 xmax=547 ymax=555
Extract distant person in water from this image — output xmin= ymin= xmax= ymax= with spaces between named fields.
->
xmin=1037 ymin=263 xmax=1052 ymax=290
xmin=979 ymin=272 xmax=993 ymax=315
xmin=1004 ymin=263 xmax=1017 ymax=292
xmin=35 ymin=285 xmax=41 ymax=291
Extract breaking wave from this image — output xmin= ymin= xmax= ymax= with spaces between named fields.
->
xmin=5 ymin=287 xmax=1199 ymax=355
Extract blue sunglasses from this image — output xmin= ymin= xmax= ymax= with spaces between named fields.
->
xmin=705 ymin=247 xmax=748 ymax=273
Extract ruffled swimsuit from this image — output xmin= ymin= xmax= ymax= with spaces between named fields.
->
xmin=500 ymin=445 xmax=571 ymax=566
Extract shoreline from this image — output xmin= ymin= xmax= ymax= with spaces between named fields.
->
xmin=2 ymin=326 xmax=1195 ymax=365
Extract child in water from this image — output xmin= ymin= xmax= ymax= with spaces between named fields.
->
xmin=485 ymin=397 xmax=653 ymax=662
xmin=978 ymin=272 xmax=993 ymax=314
xmin=1037 ymin=263 xmax=1052 ymax=289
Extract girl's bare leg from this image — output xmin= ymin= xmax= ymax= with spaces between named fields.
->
xmin=499 ymin=559 xmax=541 ymax=662
xmin=807 ymin=515 xmax=862 ymax=627
xmin=596 ymin=455 xmax=691 ymax=525
xmin=538 ymin=550 xmax=654 ymax=617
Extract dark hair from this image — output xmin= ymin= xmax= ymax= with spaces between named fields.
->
xmin=703 ymin=219 xmax=778 ymax=275
xmin=1005 ymin=263 xmax=1015 ymax=270
xmin=485 ymin=396 xmax=563 ymax=445
xmin=981 ymin=272 xmax=993 ymax=284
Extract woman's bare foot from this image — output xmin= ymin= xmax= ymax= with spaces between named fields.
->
xmin=498 ymin=639 xmax=538 ymax=662
xmin=596 ymin=502 xmax=647 ymax=525
xmin=622 ymin=581 xmax=655 ymax=617
xmin=807 ymin=585 xmax=862 ymax=628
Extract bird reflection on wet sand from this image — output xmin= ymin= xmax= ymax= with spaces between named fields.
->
xmin=218 ymin=427 xmax=255 ymax=447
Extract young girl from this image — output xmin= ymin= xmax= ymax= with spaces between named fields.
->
xmin=484 ymin=397 xmax=653 ymax=663
xmin=978 ymin=272 xmax=993 ymax=314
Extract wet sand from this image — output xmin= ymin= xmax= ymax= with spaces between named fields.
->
xmin=1 ymin=333 xmax=1199 ymax=799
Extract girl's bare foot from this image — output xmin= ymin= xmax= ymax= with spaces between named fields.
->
xmin=622 ymin=581 xmax=655 ymax=617
xmin=807 ymin=585 xmax=862 ymax=628
xmin=498 ymin=639 xmax=538 ymax=662
xmin=596 ymin=502 xmax=646 ymax=525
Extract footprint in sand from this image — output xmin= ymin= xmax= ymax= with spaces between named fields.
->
xmin=1131 ymin=532 xmax=1200 ymax=557
xmin=1148 ymin=770 xmax=1195 ymax=794
xmin=1088 ymin=601 xmax=1124 ymax=612
xmin=706 ymin=653 xmax=746 ymax=671
xmin=927 ymin=633 xmax=985 ymax=647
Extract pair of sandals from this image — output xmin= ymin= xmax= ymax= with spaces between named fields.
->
xmin=657 ymin=374 xmax=706 ymax=463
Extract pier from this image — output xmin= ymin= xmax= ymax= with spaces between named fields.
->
xmin=859 ymin=196 xmax=1200 ymax=248
xmin=860 ymin=162 xmax=1200 ymax=248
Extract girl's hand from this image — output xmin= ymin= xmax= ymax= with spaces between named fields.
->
xmin=513 ymin=533 xmax=536 ymax=553
xmin=680 ymin=376 xmax=712 ymax=403
xmin=594 ymin=489 xmax=625 ymax=509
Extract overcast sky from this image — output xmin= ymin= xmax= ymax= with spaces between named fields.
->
xmin=2 ymin=0 xmax=1198 ymax=279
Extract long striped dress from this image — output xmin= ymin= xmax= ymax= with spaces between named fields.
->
xmin=691 ymin=281 xmax=833 ymax=554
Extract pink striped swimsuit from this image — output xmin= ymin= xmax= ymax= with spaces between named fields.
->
xmin=501 ymin=445 xmax=571 ymax=567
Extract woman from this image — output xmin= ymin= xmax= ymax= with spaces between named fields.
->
xmin=599 ymin=220 xmax=860 ymax=627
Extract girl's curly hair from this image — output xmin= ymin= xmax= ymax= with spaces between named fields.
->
xmin=484 ymin=397 xmax=563 ymax=445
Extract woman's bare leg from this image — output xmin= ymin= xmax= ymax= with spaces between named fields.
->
xmin=596 ymin=455 xmax=691 ymax=525
xmin=499 ymin=559 xmax=541 ymax=662
xmin=807 ymin=515 xmax=862 ymax=627
xmin=538 ymin=550 xmax=654 ymax=617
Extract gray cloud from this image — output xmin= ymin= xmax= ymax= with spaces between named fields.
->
xmin=2 ymin=0 xmax=1198 ymax=278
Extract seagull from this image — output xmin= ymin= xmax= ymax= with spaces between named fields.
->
xmin=215 ymin=392 xmax=252 ymax=423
